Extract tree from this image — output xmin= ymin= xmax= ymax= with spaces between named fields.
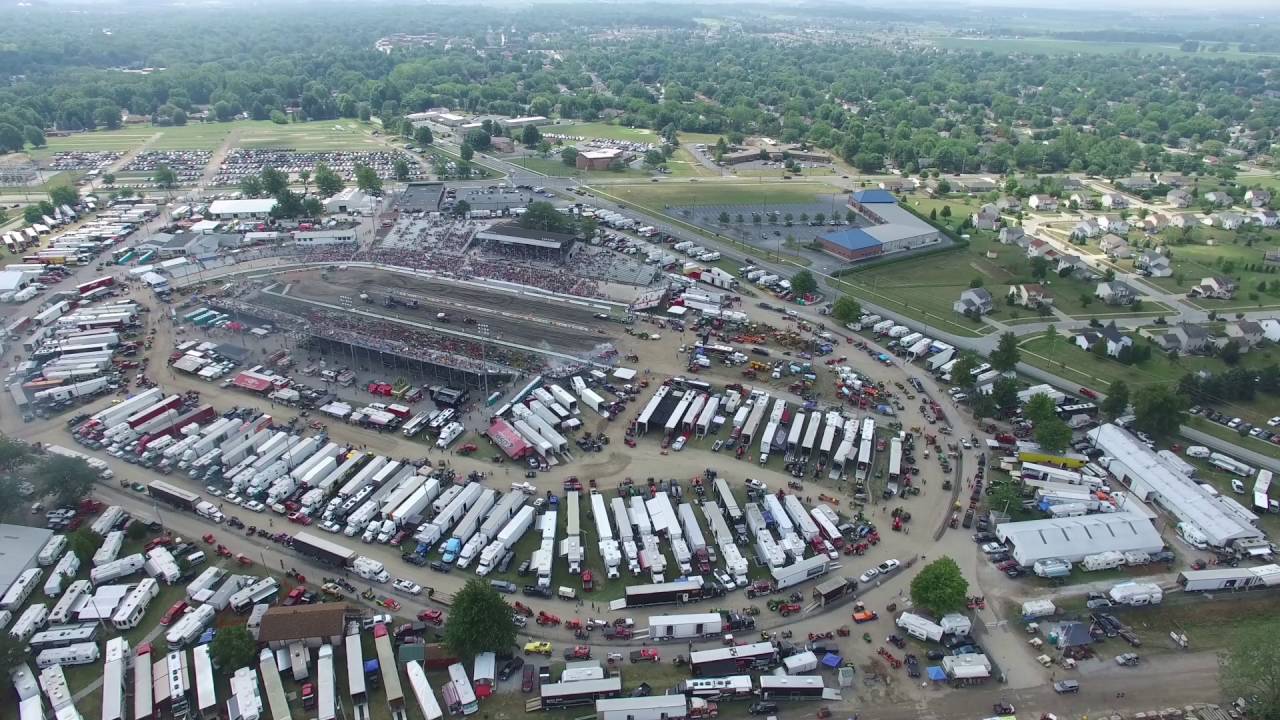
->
xmin=969 ymin=277 xmax=984 ymax=289
xmin=270 ymin=189 xmax=304 ymax=219
xmin=1091 ymin=339 xmax=1109 ymax=360
xmin=990 ymin=377 xmax=1020 ymax=417
xmin=313 ymin=163 xmax=344 ymax=197
xmin=909 ymin=557 xmax=969 ymax=615
xmin=1034 ymin=417 xmax=1072 ymax=453
xmin=950 ymin=352 xmax=980 ymax=388
xmin=521 ymin=124 xmax=541 ymax=148
xmin=23 ymin=126 xmax=45 ymax=148
xmin=260 ymin=166 xmax=288 ymax=196
xmin=49 ymin=185 xmax=78 ymax=208
xmin=791 ymin=270 xmax=817 ymax=296
xmin=1133 ymin=385 xmax=1185 ymax=438
xmin=1221 ymin=617 xmax=1280 ymax=720
xmin=298 ymin=169 xmax=311 ymax=195
xmin=22 ymin=205 xmax=43 ymax=224
xmin=452 ymin=200 xmax=471 ymax=217
xmin=445 ymin=579 xmax=517 ymax=660
xmin=718 ymin=211 xmax=730 ymax=225
xmin=126 ymin=521 xmax=149 ymax=541
xmin=459 ymin=143 xmax=475 ymax=162
xmin=0 ymin=124 xmax=23 ymax=153
xmin=240 ymin=175 xmax=264 ymax=198
xmin=644 ymin=149 xmax=664 ymax=168
xmin=970 ymin=393 xmax=997 ymax=420
xmin=831 ymin=296 xmax=861 ymax=324
xmin=1101 ymin=380 xmax=1130 ymax=419
xmin=302 ymin=197 xmax=323 ymax=218
xmin=1220 ymin=339 xmax=1241 ymax=366
xmin=36 ymin=454 xmax=97 ymax=506
xmin=393 ymin=159 xmax=410 ymax=182
xmin=210 ymin=625 xmax=258 ymax=670
xmin=1023 ymin=393 xmax=1058 ymax=425
xmin=154 ymin=165 xmax=178 ymax=189
xmin=65 ymin=528 xmax=102 ymax=565
xmin=1029 ymin=255 xmax=1050 ymax=279
xmin=990 ymin=332 xmax=1020 ymax=372
xmin=464 ymin=128 xmax=491 ymax=150
xmin=415 ymin=126 xmax=434 ymax=147
xmin=0 ymin=634 xmax=29 ymax=676
xmin=102 ymin=173 xmax=115 ymax=186
xmin=520 ymin=201 xmax=573 ymax=234
xmin=561 ymin=147 xmax=578 ymax=166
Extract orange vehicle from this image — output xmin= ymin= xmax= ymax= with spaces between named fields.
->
xmin=852 ymin=610 xmax=879 ymax=624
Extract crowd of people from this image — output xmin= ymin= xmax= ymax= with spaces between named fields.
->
xmin=208 ymin=149 xmax=423 ymax=185
xmin=380 ymin=214 xmax=478 ymax=254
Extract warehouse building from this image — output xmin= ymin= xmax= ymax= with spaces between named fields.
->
xmin=208 ymin=199 xmax=278 ymax=220
xmin=1088 ymin=424 xmax=1263 ymax=548
xmin=818 ymin=190 xmax=941 ymax=263
xmin=576 ymin=149 xmax=629 ymax=171
xmin=995 ymin=513 xmax=1163 ymax=566
xmin=0 ymin=525 xmax=54 ymax=600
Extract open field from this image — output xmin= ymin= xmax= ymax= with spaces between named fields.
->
xmin=0 ymin=170 xmax=81 ymax=194
xmin=934 ymin=36 xmax=1280 ymax=60
xmin=1140 ymin=236 xmax=1280 ymax=309
xmin=550 ymin=121 xmax=722 ymax=146
xmin=510 ymin=156 xmax=653 ymax=181
xmin=603 ymin=180 xmax=843 ymax=208
xmin=31 ymin=120 xmax=388 ymax=159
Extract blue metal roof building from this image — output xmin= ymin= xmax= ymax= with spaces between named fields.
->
xmin=851 ymin=189 xmax=897 ymax=204
xmin=818 ymin=227 xmax=883 ymax=261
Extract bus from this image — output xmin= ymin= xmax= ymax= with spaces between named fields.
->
xmin=535 ymin=677 xmax=621 ymax=710
xmin=259 ymin=648 xmax=290 ymax=720
xmin=855 ymin=418 xmax=875 ymax=482
xmin=317 ymin=645 xmax=336 ymax=720
xmin=402 ymin=412 xmax=432 ymax=438
xmin=446 ymin=663 xmax=478 ymax=716
xmin=757 ymin=675 xmax=841 ymax=701
xmin=886 ymin=436 xmax=902 ymax=494
xmin=406 ymin=661 xmax=444 ymax=720
xmin=676 ymin=676 xmax=754 ymax=700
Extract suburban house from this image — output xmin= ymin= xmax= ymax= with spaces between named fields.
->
xmin=1028 ymin=194 xmax=1059 ymax=212
xmin=878 ymin=178 xmax=915 ymax=192
xmin=1136 ymin=251 xmax=1173 ymax=277
xmin=1212 ymin=212 xmax=1247 ymax=230
xmin=1204 ymin=191 xmax=1233 ymax=207
xmin=1071 ymin=219 xmax=1102 ymax=239
xmin=1008 ymin=283 xmax=1054 ymax=308
xmin=1074 ymin=322 xmax=1133 ymax=357
xmin=972 ymin=204 xmax=1002 ymax=231
xmin=1056 ymin=254 xmax=1088 ymax=276
xmin=996 ymin=196 xmax=1022 ymax=213
xmin=1026 ymin=238 xmax=1054 ymax=259
xmin=1158 ymin=173 xmax=1191 ymax=187
xmin=1061 ymin=177 xmax=1084 ymax=190
xmin=1099 ymin=234 xmax=1131 ymax=258
xmin=956 ymin=177 xmax=997 ymax=193
xmin=953 ymin=287 xmax=994 ymax=316
xmin=1069 ymin=193 xmax=1095 ymax=210
xmin=1166 ymin=189 xmax=1193 ymax=208
xmin=1119 ymin=176 xmax=1155 ymax=191
xmin=1169 ymin=213 xmax=1198 ymax=230
xmin=1224 ymin=320 xmax=1265 ymax=350
xmin=1191 ymin=276 xmax=1237 ymax=300
xmin=1100 ymin=193 xmax=1129 ymax=209
xmin=1098 ymin=215 xmax=1130 ymax=234
xmin=1254 ymin=210 xmax=1279 ymax=228
xmin=1155 ymin=323 xmax=1212 ymax=355
xmin=1142 ymin=213 xmax=1169 ymax=233
xmin=1095 ymin=280 xmax=1137 ymax=306
xmin=998 ymin=226 xmax=1026 ymax=245
xmin=1246 ymin=189 xmax=1272 ymax=208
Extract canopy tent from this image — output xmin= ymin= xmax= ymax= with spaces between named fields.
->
xmin=927 ymin=666 xmax=946 ymax=682
xmin=820 ymin=653 xmax=842 ymax=669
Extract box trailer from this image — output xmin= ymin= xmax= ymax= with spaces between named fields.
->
xmin=896 ymin=612 xmax=943 ymax=642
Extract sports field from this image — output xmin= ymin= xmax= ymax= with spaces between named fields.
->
xmin=31 ymin=119 xmax=387 ymax=158
xmin=551 ymin=121 xmax=723 ymax=146
xmin=601 ymin=180 xmax=842 ymax=208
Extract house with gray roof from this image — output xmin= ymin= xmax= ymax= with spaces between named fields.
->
xmin=952 ymin=287 xmax=994 ymax=316
xmin=1095 ymin=281 xmax=1137 ymax=306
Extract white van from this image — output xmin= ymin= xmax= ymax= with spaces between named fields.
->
xmin=557 ymin=586 xmax=576 ymax=601
xmin=1231 ymin=479 xmax=1246 ymax=494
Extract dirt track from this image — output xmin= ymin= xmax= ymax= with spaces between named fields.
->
xmin=270 ymin=268 xmax=614 ymax=353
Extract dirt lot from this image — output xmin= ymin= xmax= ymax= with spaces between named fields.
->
xmin=268 ymin=267 xmax=615 ymax=354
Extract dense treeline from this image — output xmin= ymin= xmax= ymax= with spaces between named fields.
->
xmin=0 ymin=4 xmax=1277 ymax=179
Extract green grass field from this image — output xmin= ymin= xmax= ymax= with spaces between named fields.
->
xmin=31 ymin=119 xmax=388 ymax=159
xmin=510 ymin=156 xmax=652 ymax=181
xmin=934 ymin=36 xmax=1279 ymax=60
xmin=551 ymin=121 xmax=723 ymax=146
xmin=601 ymin=180 xmax=842 ymax=208
xmin=1140 ymin=236 xmax=1280 ymax=309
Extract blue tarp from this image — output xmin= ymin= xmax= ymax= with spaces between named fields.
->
xmin=927 ymin=666 xmax=946 ymax=681
xmin=821 ymin=653 xmax=842 ymax=668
